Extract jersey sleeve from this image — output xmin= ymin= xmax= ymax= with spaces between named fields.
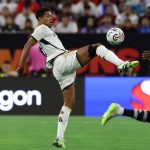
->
xmin=31 ymin=25 xmax=48 ymax=41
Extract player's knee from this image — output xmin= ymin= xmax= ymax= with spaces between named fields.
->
xmin=93 ymin=43 xmax=102 ymax=47
xmin=88 ymin=43 xmax=102 ymax=59
xmin=64 ymin=98 xmax=75 ymax=109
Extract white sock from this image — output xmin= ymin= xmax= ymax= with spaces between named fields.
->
xmin=96 ymin=45 xmax=124 ymax=66
xmin=117 ymin=104 xmax=124 ymax=115
xmin=56 ymin=106 xmax=71 ymax=140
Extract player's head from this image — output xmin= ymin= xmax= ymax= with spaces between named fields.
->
xmin=2 ymin=60 xmax=11 ymax=73
xmin=36 ymin=8 xmax=53 ymax=27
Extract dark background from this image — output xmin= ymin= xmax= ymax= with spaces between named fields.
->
xmin=0 ymin=77 xmax=84 ymax=115
xmin=0 ymin=33 xmax=150 ymax=50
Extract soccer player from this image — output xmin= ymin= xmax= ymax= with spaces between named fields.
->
xmin=16 ymin=8 xmax=139 ymax=148
xmin=101 ymin=51 xmax=150 ymax=126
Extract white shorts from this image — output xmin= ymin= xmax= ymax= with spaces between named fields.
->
xmin=52 ymin=50 xmax=81 ymax=90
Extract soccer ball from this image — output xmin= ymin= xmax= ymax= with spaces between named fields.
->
xmin=106 ymin=27 xmax=124 ymax=46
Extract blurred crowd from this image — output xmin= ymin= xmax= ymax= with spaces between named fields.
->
xmin=0 ymin=0 xmax=150 ymax=34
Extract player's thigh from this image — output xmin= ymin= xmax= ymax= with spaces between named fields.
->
xmin=53 ymin=51 xmax=81 ymax=75
xmin=76 ymin=43 xmax=102 ymax=66
xmin=53 ymin=67 xmax=76 ymax=91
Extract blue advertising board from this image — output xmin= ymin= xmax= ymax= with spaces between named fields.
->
xmin=85 ymin=77 xmax=150 ymax=116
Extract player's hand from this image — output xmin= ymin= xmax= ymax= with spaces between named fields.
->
xmin=142 ymin=51 xmax=150 ymax=60
xmin=16 ymin=66 xmax=24 ymax=76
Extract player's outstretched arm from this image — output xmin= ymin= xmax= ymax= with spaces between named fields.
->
xmin=16 ymin=37 xmax=37 ymax=75
xmin=142 ymin=51 xmax=150 ymax=60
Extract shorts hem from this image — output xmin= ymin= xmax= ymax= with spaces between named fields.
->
xmin=76 ymin=53 xmax=83 ymax=67
xmin=61 ymin=82 xmax=74 ymax=91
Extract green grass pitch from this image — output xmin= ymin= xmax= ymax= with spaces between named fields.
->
xmin=0 ymin=116 xmax=150 ymax=150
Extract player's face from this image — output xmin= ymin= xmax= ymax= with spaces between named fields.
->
xmin=41 ymin=11 xmax=53 ymax=27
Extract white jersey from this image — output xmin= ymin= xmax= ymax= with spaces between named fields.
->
xmin=31 ymin=24 xmax=68 ymax=69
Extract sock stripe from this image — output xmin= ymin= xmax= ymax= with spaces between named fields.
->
xmin=133 ymin=110 xmax=138 ymax=119
xmin=146 ymin=112 xmax=150 ymax=122
xmin=137 ymin=110 xmax=144 ymax=120
xmin=143 ymin=110 xmax=148 ymax=121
